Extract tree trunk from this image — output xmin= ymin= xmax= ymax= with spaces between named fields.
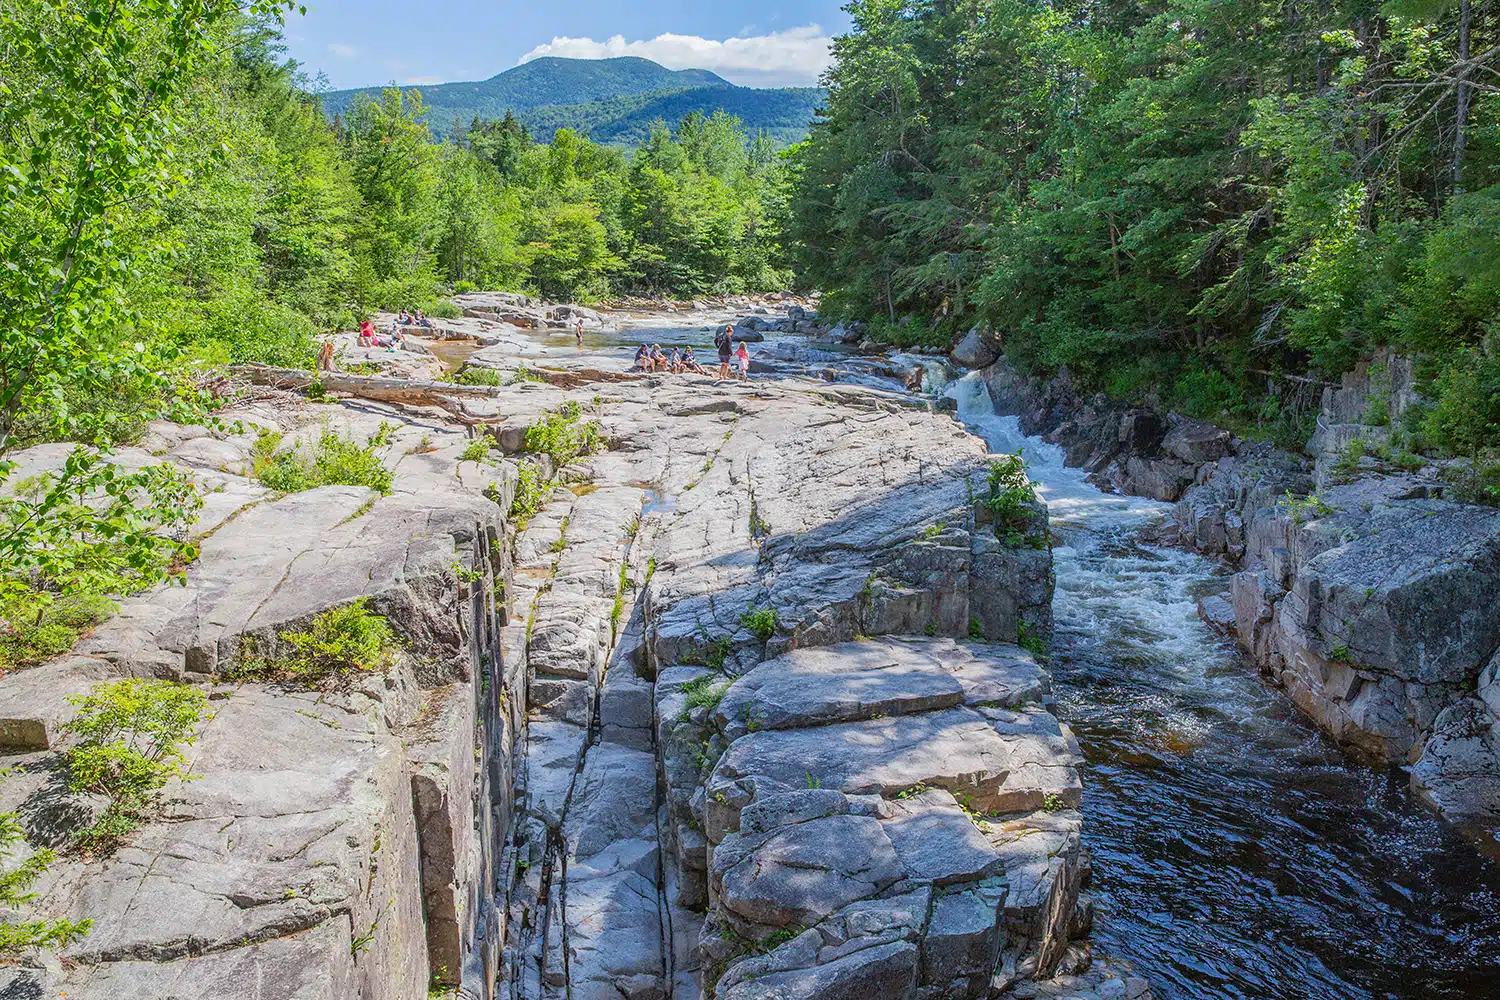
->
xmin=1454 ymin=0 xmax=1473 ymax=193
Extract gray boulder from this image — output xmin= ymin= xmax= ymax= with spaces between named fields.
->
xmin=951 ymin=328 xmax=1002 ymax=370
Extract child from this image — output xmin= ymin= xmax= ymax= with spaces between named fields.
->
xmin=735 ymin=340 xmax=750 ymax=379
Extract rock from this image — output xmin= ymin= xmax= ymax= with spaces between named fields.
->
xmin=718 ymin=940 xmax=919 ymax=1000
xmin=952 ymin=328 xmax=1002 ymax=370
xmin=921 ymin=878 xmax=1008 ymax=993
xmin=739 ymin=789 xmax=851 ymax=835
xmin=1162 ymin=418 xmax=1232 ymax=465
xmin=712 ymin=814 xmax=905 ymax=931
xmin=879 ymin=788 xmax=1006 ymax=886
xmin=1411 ymin=698 xmax=1500 ymax=828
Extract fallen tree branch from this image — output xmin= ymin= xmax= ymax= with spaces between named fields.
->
xmin=232 ymin=363 xmax=507 ymax=425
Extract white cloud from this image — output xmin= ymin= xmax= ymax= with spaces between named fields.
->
xmin=327 ymin=42 xmax=358 ymax=59
xmin=518 ymin=25 xmax=832 ymax=89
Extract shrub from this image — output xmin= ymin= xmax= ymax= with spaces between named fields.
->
xmin=510 ymin=364 xmax=546 ymax=385
xmin=460 ymin=438 xmax=494 ymax=463
xmin=524 ymin=401 xmax=604 ymax=467
xmin=740 ymin=606 xmax=778 ymax=641
xmin=250 ymin=599 xmax=399 ymax=682
xmin=454 ymin=280 xmax=478 ymax=294
xmin=64 ymin=678 xmax=208 ymax=855
xmin=421 ymin=299 xmax=464 ymax=320
xmin=982 ymin=453 xmax=1041 ymax=547
xmin=451 ymin=365 xmax=505 ymax=387
xmin=0 ymin=586 xmax=116 ymax=674
xmin=252 ymin=430 xmax=394 ymax=495
xmin=1017 ymin=620 xmax=1047 ymax=662
xmin=509 ymin=460 xmax=552 ymax=527
xmin=0 ymin=812 xmax=92 ymax=955
xmin=677 ymin=674 xmax=729 ymax=720
xmin=1280 ymin=490 xmax=1338 ymax=525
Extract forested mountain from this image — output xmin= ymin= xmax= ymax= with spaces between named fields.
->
xmin=322 ymin=56 xmax=823 ymax=144
xmin=522 ymin=84 xmax=823 ymax=147
xmin=791 ymin=0 xmax=1500 ymax=461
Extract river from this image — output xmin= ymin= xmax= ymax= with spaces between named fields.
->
xmin=948 ymin=373 xmax=1500 ymax=1000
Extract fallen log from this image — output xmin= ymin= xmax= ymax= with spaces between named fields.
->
xmin=233 ymin=363 xmax=506 ymax=424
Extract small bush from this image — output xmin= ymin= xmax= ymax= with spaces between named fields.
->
xmin=678 ymin=674 xmax=730 ymax=720
xmin=1280 ymin=490 xmax=1338 ymax=525
xmin=524 ymin=401 xmax=604 ymax=467
xmin=64 ymin=678 xmax=208 ymax=855
xmin=245 ymin=599 xmax=399 ymax=683
xmin=454 ymin=280 xmax=478 ymax=294
xmin=681 ymin=633 xmax=733 ymax=671
xmin=421 ymin=299 xmax=464 ymax=320
xmin=1445 ymin=459 xmax=1500 ymax=507
xmin=460 ymin=438 xmax=494 ymax=463
xmin=0 ymin=586 xmax=115 ymax=673
xmin=510 ymin=460 xmax=552 ymax=527
xmin=252 ymin=430 xmax=393 ymax=495
xmin=451 ymin=365 xmax=505 ymax=387
xmin=982 ymin=453 xmax=1041 ymax=547
xmin=740 ymin=606 xmax=778 ymax=641
xmin=511 ymin=364 xmax=546 ymax=385
xmin=1017 ymin=620 xmax=1047 ymax=662
xmin=0 ymin=813 xmax=93 ymax=955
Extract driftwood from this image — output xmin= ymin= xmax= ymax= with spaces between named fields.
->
xmin=233 ymin=364 xmax=506 ymax=424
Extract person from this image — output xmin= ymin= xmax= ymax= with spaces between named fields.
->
xmin=575 ymin=316 xmax=585 ymax=349
xmin=634 ymin=344 xmax=651 ymax=372
xmin=715 ymin=324 xmax=734 ymax=379
xmin=651 ymin=344 xmax=668 ymax=371
xmin=682 ymin=347 xmax=706 ymax=375
xmin=735 ymin=340 xmax=751 ymax=379
xmin=669 ymin=347 xmax=683 ymax=373
xmin=317 ymin=339 xmax=336 ymax=372
xmin=415 ymin=309 xmax=432 ymax=328
xmin=397 ymin=308 xmax=411 ymax=325
xmin=358 ymin=319 xmax=376 ymax=347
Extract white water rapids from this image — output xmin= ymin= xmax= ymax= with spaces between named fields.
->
xmin=947 ymin=371 xmax=1500 ymax=1000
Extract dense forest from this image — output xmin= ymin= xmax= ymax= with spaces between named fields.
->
xmin=791 ymin=0 xmax=1500 ymax=456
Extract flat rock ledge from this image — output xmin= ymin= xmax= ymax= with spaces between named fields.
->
xmin=1 ymin=363 xmax=1118 ymax=1000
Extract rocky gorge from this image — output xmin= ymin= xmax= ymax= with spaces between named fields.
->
xmin=967 ymin=347 xmax=1500 ymax=839
xmin=0 ymin=319 xmax=1143 ymax=1000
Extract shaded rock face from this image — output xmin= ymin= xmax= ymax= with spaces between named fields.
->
xmin=952 ymin=328 xmax=1002 ymax=370
xmin=3 ymin=368 xmax=1079 ymax=1000
xmin=0 ymin=403 xmax=515 ymax=999
xmin=977 ymin=354 xmax=1500 ymax=837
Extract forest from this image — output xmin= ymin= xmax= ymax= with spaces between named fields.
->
xmin=2 ymin=4 xmax=793 ymax=455
xmin=791 ymin=0 xmax=1500 ymax=457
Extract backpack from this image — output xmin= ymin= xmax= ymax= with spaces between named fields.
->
xmin=714 ymin=328 xmax=730 ymax=352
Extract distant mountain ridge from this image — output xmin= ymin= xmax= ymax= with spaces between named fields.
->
xmin=320 ymin=56 xmax=823 ymax=146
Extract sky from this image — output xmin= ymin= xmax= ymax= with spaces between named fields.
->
xmin=281 ymin=0 xmax=851 ymax=90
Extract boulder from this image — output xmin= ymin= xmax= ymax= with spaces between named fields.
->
xmin=951 ymin=328 xmax=1002 ymax=370
xmin=1162 ymin=417 xmax=1232 ymax=465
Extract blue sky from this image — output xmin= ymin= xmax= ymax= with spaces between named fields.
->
xmin=282 ymin=1 xmax=851 ymax=90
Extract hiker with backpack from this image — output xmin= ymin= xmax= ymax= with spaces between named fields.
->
xmin=715 ymin=324 xmax=734 ymax=379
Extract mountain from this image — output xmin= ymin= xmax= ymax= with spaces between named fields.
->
xmin=320 ymin=56 xmax=823 ymax=145
xmin=522 ymin=85 xmax=824 ymax=147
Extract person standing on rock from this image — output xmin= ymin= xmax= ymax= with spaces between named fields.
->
xmin=715 ymin=324 xmax=734 ymax=379
xmin=735 ymin=340 xmax=750 ymax=379
xmin=575 ymin=316 xmax=584 ymax=349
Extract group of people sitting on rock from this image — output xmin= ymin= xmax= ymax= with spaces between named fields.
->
xmin=634 ymin=343 xmax=709 ymax=375
xmin=396 ymin=308 xmax=433 ymax=328
xmin=633 ymin=326 xmax=752 ymax=379
xmin=357 ymin=318 xmax=407 ymax=350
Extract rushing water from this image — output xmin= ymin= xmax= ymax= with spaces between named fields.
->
xmin=948 ymin=373 xmax=1500 ymax=1000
